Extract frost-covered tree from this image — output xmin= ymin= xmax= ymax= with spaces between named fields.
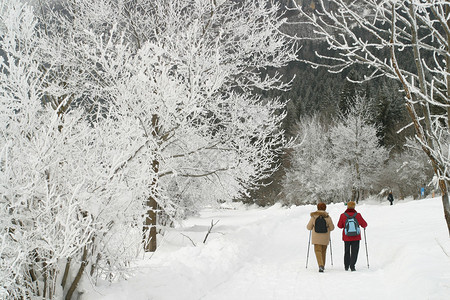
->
xmin=292 ymin=0 xmax=450 ymax=234
xmin=33 ymin=0 xmax=297 ymax=252
xmin=375 ymin=138 xmax=434 ymax=200
xmin=282 ymin=115 xmax=351 ymax=204
xmin=330 ymin=96 xmax=389 ymax=203
xmin=0 ymin=2 xmax=157 ymax=299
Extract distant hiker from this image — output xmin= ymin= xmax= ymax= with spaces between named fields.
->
xmin=337 ymin=201 xmax=367 ymax=271
xmin=306 ymin=202 xmax=335 ymax=273
xmin=387 ymin=192 xmax=394 ymax=205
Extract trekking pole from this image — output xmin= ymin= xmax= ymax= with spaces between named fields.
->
xmin=329 ymin=236 xmax=333 ymax=267
xmin=306 ymin=230 xmax=311 ymax=268
xmin=364 ymin=228 xmax=369 ymax=269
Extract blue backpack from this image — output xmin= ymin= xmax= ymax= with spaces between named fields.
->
xmin=344 ymin=213 xmax=360 ymax=236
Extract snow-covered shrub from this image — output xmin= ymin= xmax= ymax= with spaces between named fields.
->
xmin=0 ymin=2 xmax=156 ymax=298
xmin=330 ymin=95 xmax=389 ymax=202
xmin=283 ymin=96 xmax=389 ymax=205
xmin=374 ymin=138 xmax=434 ymax=200
xmin=282 ymin=115 xmax=352 ymax=204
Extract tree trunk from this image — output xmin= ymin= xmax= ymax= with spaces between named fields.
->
xmin=61 ymin=258 xmax=71 ymax=289
xmin=351 ymin=188 xmax=358 ymax=203
xmin=438 ymin=179 xmax=450 ymax=236
xmin=445 ymin=4 xmax=450 ymax=130
xmin=445 ymin=5 xmax=450 ymax=236
xmin=143 ymin=114 xmax=162 ymax=252
xmin=65 ymin=247 xmax=88 ymax=300
xmin=144 ymin=194 xmax=158 ymax=252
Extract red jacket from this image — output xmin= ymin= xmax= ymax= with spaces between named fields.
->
xmin=337 ymin=209 xmax=368 ymax=241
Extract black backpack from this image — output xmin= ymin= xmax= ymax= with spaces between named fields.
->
xmin=314 ymin=215 xmax=328 ymax=233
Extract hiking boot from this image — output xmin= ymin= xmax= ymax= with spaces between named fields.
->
xmin=350 ymin=267 xmax=356 ymax=272
xmin=345 ymin=266 xmax=349 ymax=271
xmin=319 ymin=266 xmax=324 ymax=273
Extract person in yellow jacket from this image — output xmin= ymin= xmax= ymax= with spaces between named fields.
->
xmin=306 ymin=202 xmax=335 ymax=272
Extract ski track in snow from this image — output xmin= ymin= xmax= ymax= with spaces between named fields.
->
xmin=84 ymin=197 xmax=450 ymax=300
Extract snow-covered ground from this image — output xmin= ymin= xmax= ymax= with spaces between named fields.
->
xmin=83 ymin=197 xmax=450 ymax=300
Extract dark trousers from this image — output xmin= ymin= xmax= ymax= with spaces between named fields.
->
xmin=344 ymin=240 xmax=360 ymax=269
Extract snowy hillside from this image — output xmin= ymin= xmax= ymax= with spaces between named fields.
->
xmin=83 ymin=197 xmax=450 ymax=300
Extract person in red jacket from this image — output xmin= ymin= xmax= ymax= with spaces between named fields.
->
xmin=337 ymin=201 xmax=367 ymax=271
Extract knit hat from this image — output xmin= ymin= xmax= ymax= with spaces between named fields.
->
xmin=317 ymin=202 xmax=326 ymax=211
xmin=347 ymin=201 xmax=356 ymax=209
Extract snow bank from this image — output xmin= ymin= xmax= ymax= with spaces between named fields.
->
xmin=83 ymin=198 xmax=450 ymax=300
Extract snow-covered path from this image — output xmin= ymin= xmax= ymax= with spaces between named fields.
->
xmin=84 ymin=198 xmax=450 ymax=300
